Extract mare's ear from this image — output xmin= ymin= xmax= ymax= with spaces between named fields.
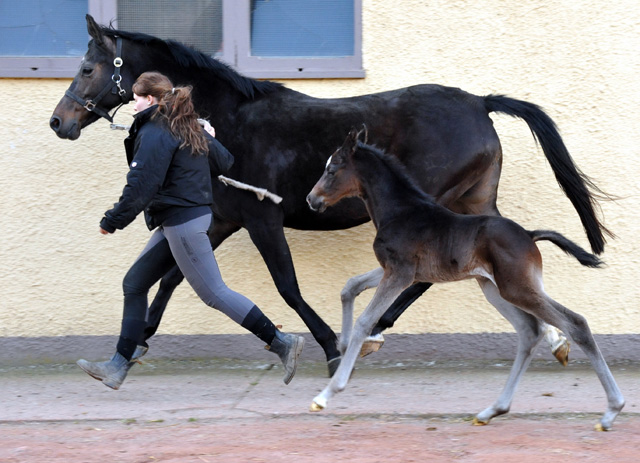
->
xmin=86 ymin=14 xmax=115 ymax=52
xmin=86 ymin=15 xmax=104 ymax=43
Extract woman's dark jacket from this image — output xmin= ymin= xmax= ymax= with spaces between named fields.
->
xmin=100 ymin=106 xmax=234 ymax=233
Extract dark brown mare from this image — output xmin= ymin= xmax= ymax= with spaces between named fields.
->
xmin=306 ymin=129 xmax=624 ymax=431
xmin=50 ymin=15 xmax=609 ymax=375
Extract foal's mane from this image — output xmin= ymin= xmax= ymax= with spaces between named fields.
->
xmin=100 ymin=26 xmax=283 ymax=100
xmin=355 ymin=141 xmax=435 ymax=203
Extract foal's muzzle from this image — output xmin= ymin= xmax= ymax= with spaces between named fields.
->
xmin=306 ymin=193 xmax=326 ymax=213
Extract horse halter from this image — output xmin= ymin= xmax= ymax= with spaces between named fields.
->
xmin=64 ymin=37 xmax=128 ymax=123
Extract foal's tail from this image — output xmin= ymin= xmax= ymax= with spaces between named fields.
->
xmin=529 ymin=229 xmax=604 ymax=268
xmin=484 ymin=94 xmax=614 ymax=255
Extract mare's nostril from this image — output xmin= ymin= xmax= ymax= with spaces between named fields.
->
xmin=49 ymin=116 xmax=61 ymax=132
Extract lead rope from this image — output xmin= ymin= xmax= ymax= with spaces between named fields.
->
xmin=217 ymin=175 xmax=283 ymax=204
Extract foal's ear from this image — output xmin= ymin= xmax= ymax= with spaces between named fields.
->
xmin=357 ymin=124 xmax=368 ymax=145
xmin=345 ymin=127 xmax=360 ymax=153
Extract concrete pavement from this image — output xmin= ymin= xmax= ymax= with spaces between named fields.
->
xmin=1 ymin=356 xmax=638 ymax=424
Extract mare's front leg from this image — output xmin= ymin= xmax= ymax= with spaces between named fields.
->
xmin=311 ymin=273 xmax=410 ymax=411
xmin=473 ymin=279 xmax=545 ymax=425
xmin=245 ymin=216 xmax=342 ymax=376
xmin=144 ymin=217 xmax=240 ymax=342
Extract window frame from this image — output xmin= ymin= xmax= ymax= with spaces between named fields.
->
xmin=0 ymin=0 xmax=115 ymax=78
xmin=223 ymin=0 xmax=364 ymax=79
xmin=0 ymin=0 xmax=362 ymax=79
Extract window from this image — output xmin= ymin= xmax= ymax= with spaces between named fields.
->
xmin=231 ymin=0 xmax=364 ymax=78
xmin=0 ymin=0 xmax=363 ymax=79
xmin=117 ymin=0 xmax=223 ymax=58
xmin=0 ymin=0 xmax=100 ymax=77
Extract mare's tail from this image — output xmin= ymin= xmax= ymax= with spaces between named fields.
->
xmin=529 ymin=230 xmax=604 ymax=268
xmin=484 ymin=94 xmax=614 ymax=255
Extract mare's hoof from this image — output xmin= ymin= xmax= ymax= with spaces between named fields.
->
xmin=327 ymin=357 xmax=341 ymax=377
xmin=360 ymin=333 xmax=385 ymax=357
xmin=594 ymin=422 xmax=610 ymax=432
xmin=472 ymin=417 xmax=489 ymax=426
xmin=552 ymin=339 xmax=570 ymax=367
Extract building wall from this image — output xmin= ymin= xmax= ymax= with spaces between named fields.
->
xmin=1 ymin=1 xmax=638 ymax=361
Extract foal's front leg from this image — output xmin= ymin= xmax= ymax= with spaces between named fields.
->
xmin=339 ymin=268 xmax=384 ymax=355
xmin=310 ymin=275 xmax=408 ymax=411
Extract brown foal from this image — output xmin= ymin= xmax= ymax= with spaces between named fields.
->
xmin=306 ymin=128 xmax=624 ymax=431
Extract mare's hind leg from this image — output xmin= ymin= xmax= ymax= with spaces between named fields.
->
xmin=339 ymin=268 xmax=384 ymax=355
xmin=473 ymin=279 xmax=546 ymax=425
xmin=311 ymin=273 xmax=410 ymax=411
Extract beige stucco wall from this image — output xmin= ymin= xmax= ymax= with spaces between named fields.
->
xmin=1 ymin=0 xmax=639 ymax=340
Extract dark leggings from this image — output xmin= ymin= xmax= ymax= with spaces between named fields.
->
xmin=117 ymin=213 xmax=274 ymax=359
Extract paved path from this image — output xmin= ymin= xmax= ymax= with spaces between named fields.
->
xmin=1 ymin=358 xmax=639 ymax=462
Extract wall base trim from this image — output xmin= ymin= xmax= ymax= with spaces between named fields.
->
xmin=2 ymin=333 xmax=638 ymax=366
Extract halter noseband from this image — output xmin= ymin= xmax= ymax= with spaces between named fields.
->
xmin=64 ymin=37 xmax=128 ymax=123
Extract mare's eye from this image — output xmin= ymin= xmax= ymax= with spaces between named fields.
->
xmin=81 ymin=67 xmax=94 ymax=77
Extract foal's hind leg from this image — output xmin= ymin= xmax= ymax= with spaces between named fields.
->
xmin=544 ymin=324 xmax=570 ymax=366
xmin=516 ymin=294 xmax=625 ymax=430
xmin=473 ymin=280 xmax=546 ymax=425
xmin=454 ymin=195 xmax=570 ymax=367
xmin=339 ymin=268 xmax=384 ymax=356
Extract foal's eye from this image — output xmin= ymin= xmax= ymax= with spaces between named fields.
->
xmin=81 ymin=67 xmax=94 ymax=77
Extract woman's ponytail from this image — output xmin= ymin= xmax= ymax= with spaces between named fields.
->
xmin=132 ymin=72 xmax=208 ymax=156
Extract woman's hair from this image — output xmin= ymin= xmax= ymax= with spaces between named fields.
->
xmin=132 ymin=71 xmax=208 ymax=155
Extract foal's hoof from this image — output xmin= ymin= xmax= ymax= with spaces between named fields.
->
xmin=360 ymin=333 xmax=385 ymax=357
xmin=327 ymin=357 xmax=341 ymax=377
xmin=472 ymin=417 xmax=489 ymax=426
xmin=552 ymin=339 xmax=571 ymax=367
xmin=310 ymin=399 xmax=326 ymax=412
xmin=594 ymin=422 xmax=610 ymax=432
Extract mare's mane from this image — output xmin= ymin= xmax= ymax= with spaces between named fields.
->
xmin=354 ymin=141 xmax=436 ymax=203
xmin=100 ymin=25 xmax=283 ymax=100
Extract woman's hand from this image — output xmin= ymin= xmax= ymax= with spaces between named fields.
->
xmin=197 ymin=118 xmax=215 ymax=137
xmin=99 ymin=227 xmax=113 ymax=235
